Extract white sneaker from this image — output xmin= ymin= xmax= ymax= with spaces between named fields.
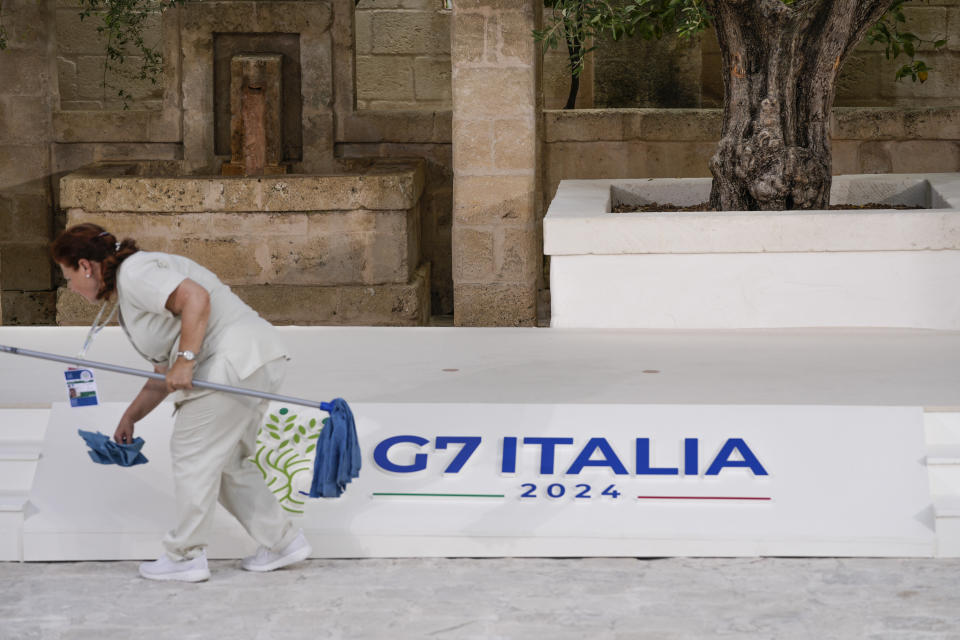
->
xmin=241 ymin=530 xmax=311 ymax=572
xmin=139 ymin=551 xmax=210 ymax=582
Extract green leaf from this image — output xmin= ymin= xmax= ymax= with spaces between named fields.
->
xmin=269 ymin=414 xmax=278 ymax=423
xmin=299 ymin=425 xmax=307 ymax=435
xmin=934 ymin=39 xmax=947 ymax=49
xmin=269 ymin=432 xmax=281 ymax=440
xmin=280 ymin=439 xmax=289 ymax=448
xmin=293 ymin=434 xmax=301 ymax=444
xmin=306 ymin=444 xmax=316 ymax=453
xmin=309 ymin=418 xmax=317 ymax=428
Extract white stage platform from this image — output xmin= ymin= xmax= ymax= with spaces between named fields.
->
xmin=1 ymin=326 xmax=959 ymax=560
xmin=3 ymin=326 xmax=960 ymax=407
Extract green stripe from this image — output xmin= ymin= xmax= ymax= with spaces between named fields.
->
xmin=372 ymin=492 xmax=505 ymax=498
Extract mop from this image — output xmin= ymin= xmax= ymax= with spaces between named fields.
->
xmin=0 ymin=344 xmax=361 ymax=497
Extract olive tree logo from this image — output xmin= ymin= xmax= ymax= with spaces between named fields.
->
xmin=252 ymin=406 xmax=326 ymax=514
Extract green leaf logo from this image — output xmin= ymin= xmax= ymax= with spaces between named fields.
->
xmin=252 ymin=405 xmax=326 ymax=514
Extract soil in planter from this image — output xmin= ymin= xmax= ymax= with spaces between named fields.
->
xmin=613 ymin=202 xmax=924 ymax=213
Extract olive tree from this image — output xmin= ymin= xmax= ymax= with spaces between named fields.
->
xmin=537 ymin=0 xmax=947 ymax=210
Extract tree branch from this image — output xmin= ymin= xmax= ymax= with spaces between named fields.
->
xmin=848 ymin=0 xmax=900 ymax=51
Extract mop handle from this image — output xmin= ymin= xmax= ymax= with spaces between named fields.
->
xmin=0 ymin=344 xmax=333 ymax=412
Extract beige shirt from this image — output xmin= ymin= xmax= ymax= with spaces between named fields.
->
xmin=116 ymin=251 xmax=287 ymax=400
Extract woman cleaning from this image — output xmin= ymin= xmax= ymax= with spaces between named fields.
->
xmin=51 ymin=223 xmax=311 ymax=582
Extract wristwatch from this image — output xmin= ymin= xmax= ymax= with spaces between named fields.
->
xmin=176 ymin=350 xmax=196 ymax=362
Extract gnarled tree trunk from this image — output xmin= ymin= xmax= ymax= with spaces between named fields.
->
xmin=703 ymin=0 xmax=896 ymax=210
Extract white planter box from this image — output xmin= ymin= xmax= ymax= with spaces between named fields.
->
xmin=544 ymin=174 xmax=960 ymax=329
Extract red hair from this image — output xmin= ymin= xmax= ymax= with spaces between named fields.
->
xmin=50 ymin=223 xmax=140 ymax=300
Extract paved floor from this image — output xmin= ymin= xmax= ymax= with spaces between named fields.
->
xmin=2 ymin=557 xmax=959 ymax=639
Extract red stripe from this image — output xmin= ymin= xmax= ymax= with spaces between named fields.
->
xmin=636 ymin=496 xmax=771 ymax=501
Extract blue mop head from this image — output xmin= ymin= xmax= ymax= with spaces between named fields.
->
xmin=304 ymin=398 xmax=361 ymax=498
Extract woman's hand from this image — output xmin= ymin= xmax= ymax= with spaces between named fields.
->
xmin=114 ymin=417 xmax=135 ymax=444
xmin=165 ymin=358 xmax=195 ymax=393
xmin=114 ymin=366 xmax=168 ymax=444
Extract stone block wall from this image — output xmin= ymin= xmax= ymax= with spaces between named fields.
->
xmin=338 ymin=144 xmax=453 ymax=314
xmin=0 ymin=0 xmax=57 ymax=325
xmin=48 ymin=0 xmax=960 ymax=115
xmin=354 ymin=1 xmax=587 ymax=111
xmin=55 ymin=0 xmax=164 ymax=111
xmin=450 ymin=0 xmax=540 ymax=326
xmin=543 ymin=106 xmax=960 ymax=205
xmin=701 ymin=1 xmax=960 ymax=109
xmin=354 ymin=0 xmax=452 ymax=110
xmin=57 ymin=160 xmax=431 ymax=326
xmin=835 ymin=1 xmax=960 ymax=108
xmin=353 ymin=1 xmax=958 ymax=111
xmin=593 ymin=24 xmax=702 ymax=108
xmin=4 ymin=0 xmax=960 ymax=329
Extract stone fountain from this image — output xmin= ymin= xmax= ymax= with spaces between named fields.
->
xmin=57 ymin=0 xmax=430 ymax=326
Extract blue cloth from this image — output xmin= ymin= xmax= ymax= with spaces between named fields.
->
xmin=78 ymin=429 xmax=149 ymax=466
xmin=304 ymin=398 xmax=361 ymax=498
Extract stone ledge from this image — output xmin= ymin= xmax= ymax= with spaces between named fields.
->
xmin=60 ymin=159 xmax=426 ymax=212
xmin=833 ymin=107 xmax=960 ymax=141
xmin=338 ymin=111 xmax=452 ymax=144
xmin=544 ymin=107 xmax=960 ymax=143
xmin=53 ymin=110 xmax=182 ymax=144
xmin=1 ymin=291 xmax=56 ymax=326
xmin=64 ymin=205 xmax=420 ymax=286
xmin=55 ymin=263 xmax=431 ymax=327
xmin=234 ymin=263 xmax=431 ymax=326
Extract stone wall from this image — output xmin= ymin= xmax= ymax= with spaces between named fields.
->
xmin=55 ymin=0 xmax=164 ymax=111
xmin=837 ymin=1 xmax=960 ymax=108
xmin=594 ymin=34 xmax=702 ymax=109
xmin=354 ymin=0 xmax=452 ymax=110
xmin=3 ymin=0 xmax=960 ymax=328
xmin=353 ymin=1 xmax=586 ymax=111
xmin=357 ymin=0 xmax=960 ymax=111
xmin=701 ymin=1 xmax=960 ymax=109
xmin=57 ymin=160 xmax=431 ymax=326
xmin=0 ymin=0 xmax=57 ymax=325
xmin=41 ymin=0 xmax=960 ymax=115
xmin=451 ymin=0 xmax=541 ymax=327
xmin=336 ymin=111 xmax=454 ymax=314
xmin=543 ymin=107 xmax=960 ymax=205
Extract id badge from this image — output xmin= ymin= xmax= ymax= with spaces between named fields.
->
xmin=65 ymin=368 xmax=99 ymax=407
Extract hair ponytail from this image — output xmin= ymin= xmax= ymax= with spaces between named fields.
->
xmin=99 ymin=236 xmax=139 ymax=300
xmin=50 ymin=223 xmax=140 ymax=300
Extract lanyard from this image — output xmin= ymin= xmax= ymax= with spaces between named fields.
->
xmin=78 ymin=300 xmax=119 ymax=358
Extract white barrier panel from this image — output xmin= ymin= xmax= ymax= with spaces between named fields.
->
xmin=25 ymin=402 xmax=934 ymax=559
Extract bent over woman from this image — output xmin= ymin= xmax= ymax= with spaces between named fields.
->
xmin=51 ymin=223 xmax=311 ymax=582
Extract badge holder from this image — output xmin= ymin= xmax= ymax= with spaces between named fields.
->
xmin=66 ymin=300 xmax=117 ymax=408
xmin=64 ymin=368 xmax=99 ymax=407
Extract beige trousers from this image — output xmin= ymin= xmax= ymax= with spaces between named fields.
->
xmin=163 ymin=358 xmax=297 ymax=560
